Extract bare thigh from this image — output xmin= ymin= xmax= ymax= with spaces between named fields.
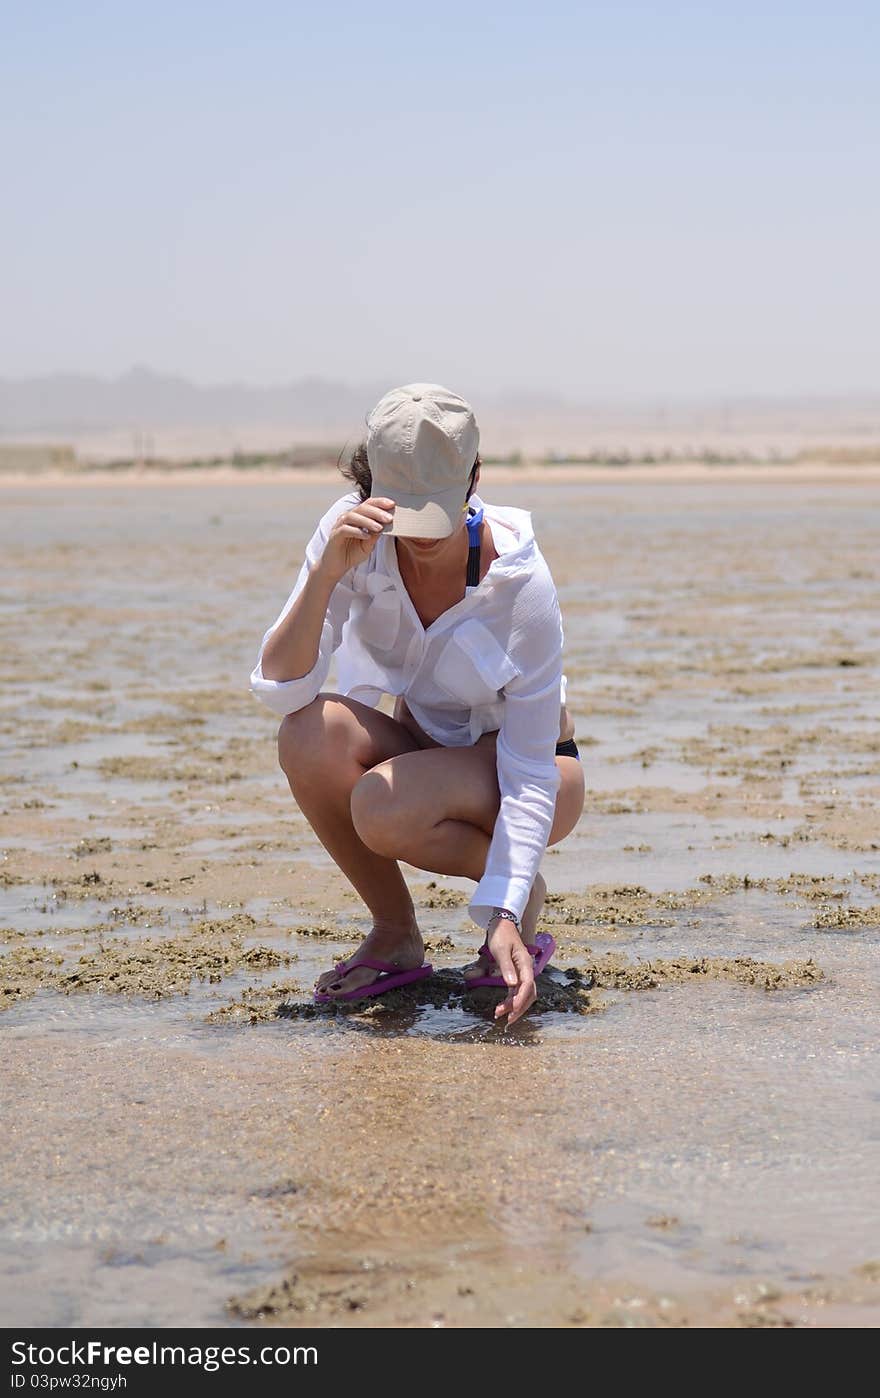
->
xmin=359 ymin=739 xmax=585 ymax=846
xmin=279 ymin=693 xmax=423 ymax=779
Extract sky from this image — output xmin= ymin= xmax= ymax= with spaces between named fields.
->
xmin=2 ymin=1 xmax=878 ymax=399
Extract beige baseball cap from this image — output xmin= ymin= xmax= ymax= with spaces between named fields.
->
xmin=365 ymin=382 xmax=480 ymax=538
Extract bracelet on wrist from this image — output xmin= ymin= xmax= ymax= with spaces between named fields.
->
xmin=490 ymin=907 xmax=521 ymax=933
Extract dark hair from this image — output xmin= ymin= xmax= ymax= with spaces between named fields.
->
xmin=339 ymin=441 xmax=481 ymax=502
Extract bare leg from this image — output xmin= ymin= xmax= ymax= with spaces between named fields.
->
xmin=349 ymin=742 xmax=585 ymax=981
xmin=278 ymin=695 xmax=427 ymax=996
xmin=279 ymin=697 xmax=585 ymax=997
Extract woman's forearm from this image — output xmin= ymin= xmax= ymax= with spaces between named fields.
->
xmin=259 ymin=559 xmax=340 ymax=682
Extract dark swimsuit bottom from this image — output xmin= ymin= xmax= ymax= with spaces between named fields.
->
xmin=466 ymin=505 xmax=580 ymax=762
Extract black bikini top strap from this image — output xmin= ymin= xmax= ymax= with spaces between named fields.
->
xmin=465 ymin=505 xmax=482 ymax=589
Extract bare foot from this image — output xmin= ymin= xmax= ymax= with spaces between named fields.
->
xmin=463 ymin=872 xmax=546 ymax=983
xmin=315 ymin=919 xmax=425 ymax=998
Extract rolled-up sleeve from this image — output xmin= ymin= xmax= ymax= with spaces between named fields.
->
xmin=249 ymin=497 xmax=357 ymax=717
xmin=469 ymin=591 xmax=564 ymax=930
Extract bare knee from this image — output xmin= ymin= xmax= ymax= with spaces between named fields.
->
xmin=548 ymin=758 xmax=586 ymax=845
xmin=350 ymin=766 xmax=407 ymax=856
xmin=277 ymin=695 xmax=353 ymax=783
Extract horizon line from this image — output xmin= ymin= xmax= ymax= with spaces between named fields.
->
xmin=1 ymin=365 xmax=879 ymax=407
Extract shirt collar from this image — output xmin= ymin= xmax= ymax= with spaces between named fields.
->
xmin=472 ymin=494 xmax=537 ymax=576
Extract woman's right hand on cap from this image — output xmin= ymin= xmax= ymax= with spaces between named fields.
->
xmin=318 ymin=498 xmax=395 ymax=581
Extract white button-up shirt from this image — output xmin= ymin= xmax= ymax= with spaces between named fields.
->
xmin=249 ymin=492 xmax=565 ymax=930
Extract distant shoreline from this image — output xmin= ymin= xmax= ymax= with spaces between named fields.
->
xmin=2 ymin=460 xmax=880 ymax=487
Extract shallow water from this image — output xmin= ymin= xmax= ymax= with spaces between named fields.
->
xmin=2 ymin=477 xmax=879 ymax=1327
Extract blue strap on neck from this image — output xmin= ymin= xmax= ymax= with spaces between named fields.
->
xmin=466 ymin=503 xmax=483 ymax=546
xmin=465 ymin=504 xmax=483 ymax=590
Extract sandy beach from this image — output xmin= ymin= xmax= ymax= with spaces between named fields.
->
xmin=1 ymin=470 xmax=879 ymax=1327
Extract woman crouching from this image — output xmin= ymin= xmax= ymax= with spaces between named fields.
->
xmin=249 ymin=383 xmax=585 ymax=1025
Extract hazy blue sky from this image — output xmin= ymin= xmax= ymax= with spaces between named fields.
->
xmin=3 ymin=1 xmax=877 ymax=397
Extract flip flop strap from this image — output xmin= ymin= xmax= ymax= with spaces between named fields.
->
xmin=356 ymin=956 xmax=409 ymax=973
xmin=334 ymin=955 xmax=408 ymax=977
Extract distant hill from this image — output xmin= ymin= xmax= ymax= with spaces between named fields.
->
xmin=0 ymin=367 xmax=393 ymax=434
xmin=2 ymin=366 xmax=878 ymax=431
xmin=2 ymin=368 xmax=879 ymax=459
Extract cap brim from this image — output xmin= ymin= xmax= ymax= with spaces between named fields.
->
xmin=375 ymin=485 xmax=466 ymax=539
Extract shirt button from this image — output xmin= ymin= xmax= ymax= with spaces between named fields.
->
xmin=411 ymin=392 xmax=422 ymax=401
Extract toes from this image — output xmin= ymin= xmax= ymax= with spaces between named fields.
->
xmin=318 ymin=978 xmax=346 ymax=997
xmin=319 ymin=967 xmax=379 ymax=998
xmin=315 ymin=961 xmax=348 ymax=990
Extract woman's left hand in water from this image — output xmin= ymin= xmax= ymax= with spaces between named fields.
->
xmin=486 ymin=917 xmax=536 ymax=1026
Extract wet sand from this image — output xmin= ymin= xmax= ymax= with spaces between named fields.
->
xmin=1 ymin=475 xmax=879 ymax=1327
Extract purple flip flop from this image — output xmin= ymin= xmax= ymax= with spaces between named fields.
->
xmin=463 ymin=932 xmax=557 ymax=990
xmin=314 ymin=955 xmax=434 ymax=1004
